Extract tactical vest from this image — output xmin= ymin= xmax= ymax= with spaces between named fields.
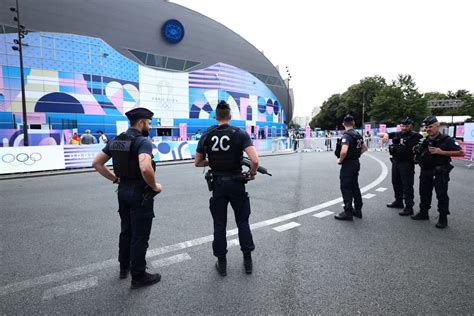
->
xmin=389 ymin=131 xmax=416 ymax=161
xmin=109 ymin=133 xmax=141 ymax=179
xmin=335 ymin=129 xmax=363 ymax=159
xmin=415 ymin=134 xmax=450 ymax=168
xmin=204 ymin=125 xmax=243 ymax=175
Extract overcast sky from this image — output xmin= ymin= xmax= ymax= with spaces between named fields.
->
xmin=173 ymin=0 xmax=473 ymax=117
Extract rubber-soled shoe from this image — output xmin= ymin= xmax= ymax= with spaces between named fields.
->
xmin=131 ymin=271 xmax=161 ymax=289
xmin=353 ymin=209 xmax=363 ymax=219
xmin=119 ymin=268 xmax=129 ymax=279
xmin=243 ymin=252 xmax=252 ymax=274
xmin=386 ymin=201 xmax=404 ymax=208
xmin=215 ymin=257 xmax=227 ymax=276
xmin=411 ymin=211 xmax=429 ymax=220
xmin=334 ymin=211 xmax=353 ymax=221
xmin=435 ymin=215 xmax=448 ymax=229
xmin=399 ymin=207 xmax=414 ymax=216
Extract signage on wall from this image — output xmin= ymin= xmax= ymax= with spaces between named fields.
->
xmin=162 ymin=19 xmax=185 ymax=44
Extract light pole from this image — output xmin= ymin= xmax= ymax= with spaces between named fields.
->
xmin=362 ymin=89 xmax=365 ymax=130
xmin=285 ymin=66 xmax=292 ymax=127
xmin=10 ymin=0 xmax=29 ymax=146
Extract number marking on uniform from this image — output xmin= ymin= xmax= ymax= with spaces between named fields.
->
xmin=210 ymin=135 xmax=230 ymax=151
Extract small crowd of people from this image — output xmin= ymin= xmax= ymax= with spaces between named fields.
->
xmin=69 ymin=130 xmax=108 ymax=145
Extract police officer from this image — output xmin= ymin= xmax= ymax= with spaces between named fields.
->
xmin=411 ymin=115 xmax=464 ymax=228
xmin=334 ymin=114 xmax=368 ymax=221
xmin=92 ymin=107 xmax=162 ymax=289
xmin=379 ymin=117 xmax=423 ymax=216
xmin=194 ymin=100 xmax=259 ymax=276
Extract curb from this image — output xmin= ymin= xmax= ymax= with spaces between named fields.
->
xmin=0 ymin=150 xmax=295 ymax=181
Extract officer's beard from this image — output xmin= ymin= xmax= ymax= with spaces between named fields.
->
xmin=141 ymin=128 xmax=150 ymax=137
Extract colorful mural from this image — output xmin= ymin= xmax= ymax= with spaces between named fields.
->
xmin=0 ymin=32 xmax=286 ymax=146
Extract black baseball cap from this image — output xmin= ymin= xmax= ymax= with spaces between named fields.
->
xmin=400 ymin=117 xmax=412 ymax=125
xmin=422 ymin=115 xmax=438 ymax=126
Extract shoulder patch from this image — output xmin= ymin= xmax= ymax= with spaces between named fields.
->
xmin=342 ymin=138 xmax=347 ymax=143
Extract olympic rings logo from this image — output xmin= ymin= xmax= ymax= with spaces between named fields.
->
xmin=1 ymin=152 xmax=43 ymax=166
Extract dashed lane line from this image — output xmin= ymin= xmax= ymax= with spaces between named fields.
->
xmin=376 ymin=187 xmax=387 ymax=192
xmin=312 ymin=210 xmax=334 ymax=218
xmin=273 ymin=222 xmax=301 ymax=232
xmin=41 ymin=277 xmax=98 ymax=301
xmin=363 ymin=193 xmax=376 ymax=199
xmin=151 ymin=253 xmax=192 ymax=268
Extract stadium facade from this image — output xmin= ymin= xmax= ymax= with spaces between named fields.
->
xmin=0 ymin=0 xmax=293 ymax=146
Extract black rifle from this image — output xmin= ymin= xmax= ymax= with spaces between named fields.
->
xmin=242 ymin=157 xmax=272 ymax=176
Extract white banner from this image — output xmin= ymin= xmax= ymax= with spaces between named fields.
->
xmin=464 ymin=123 xmax=474 ymax=142
xmin=0 ymin=146 xmax=65 ymax=175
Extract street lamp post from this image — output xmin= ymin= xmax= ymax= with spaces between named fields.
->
xmin=285 ymin=66 xmax=292 ymax=127
xmin=10 ymin=0 xmax=29 ymax=146
xmin=362 ymin=89 xmax=365 ymax=130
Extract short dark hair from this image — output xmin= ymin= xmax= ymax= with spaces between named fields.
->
xmin=215 ymin=101 xmax=231 ymax=120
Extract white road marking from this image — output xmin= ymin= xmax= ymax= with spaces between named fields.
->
xmin=273 ymin=222 xmax=301 ymax=232
xmin=312 ymin=210 xmax=334 ymax=218
xmin=0 ymin=154 xmax=388 ymax=297
xmin=375 ymin=187 xmax=387 ymax=192
xmin=227 ymin=239 xmax=240 ymax=248
xmin=151 ymin=253 xmax=191 ymax=268
xmin=363 ymin=193 xmax=376 ymax=199
xmin=41 ymin=277 xmax=98 ymax=301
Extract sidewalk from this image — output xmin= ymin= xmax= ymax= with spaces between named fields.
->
xmin=0 ymin=150 xmax=295 ymax=181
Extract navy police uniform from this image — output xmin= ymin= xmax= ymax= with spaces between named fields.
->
xmin=102 ymin=108 xmax=156 ymax=277
xmin=386 ymin=117 xmax=423 ymax=214
xmin=335 ymin=114 xmax=364 ymax=220
xmin=413 ymin=116 xmax=461 ymax=224
xmin=196 ymin=121 xmax=255 ymax=258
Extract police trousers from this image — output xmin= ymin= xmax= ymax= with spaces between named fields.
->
xmin=209 ymin=176 xmax=255 ymax=258
xmin=391 ymin=160 xmax=415 ymax=207
xmin=419 ymin=167 xmax=450 ymax=215
xmin=340 ymin=159 xmax=363 ymax=212
xmin=117 ymin=181 xmax=155 ymax=275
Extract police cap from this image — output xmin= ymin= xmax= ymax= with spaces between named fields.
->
xmin=343 ymin=113 xmax=354 ymax=122
xmin=125 ymin=107 xmax=154 ymax=122
xmin=422 ymin=115 xmax=438 ymax=126
xmin=216 ymin=100 xmax=230 ymax=111
xmin=400 ymin=117 xmax=412 ymax=125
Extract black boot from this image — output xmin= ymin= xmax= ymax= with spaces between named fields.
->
xmin=399 ymin=207 xmax=414 ymax=216
xmin=215 ymin=256 xmax=227 ymax=276
xmin=435 ymin=215 xmax=448 ymax=229
xmin=386 ymin=200 xmax=404 ymax=208
xmin=131 ymin=271 xmax=161 ymax=289
xmin=119 ymin=266 xmax=129 ymax=279
xmin=334 ymin=210 xmax=353 ymax=221
xmin=243 ymin=252 xmax=252 ymax=274
xmin=411 ymin=211 xmax=429 ymax=220
xmin=353 ymin=209 xmax=363 ymax=219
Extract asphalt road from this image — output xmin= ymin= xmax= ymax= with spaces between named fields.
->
xmin=1 ymin=151 xmax=473 ymax=314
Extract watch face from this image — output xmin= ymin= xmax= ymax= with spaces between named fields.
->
xmin=162 ymin=19 xmax=185 ymax=44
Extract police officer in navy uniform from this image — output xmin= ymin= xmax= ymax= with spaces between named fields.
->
xmin=411 ymin=115 xmax=464 ymax=228
xmin=379 ymin=117 xmax=423 ymax=216
xmin=194 ymin=100 xmax=259 ymax=276
xmin=93 ymin=107 xmax=162 ymax=289
xmin=335 ymin=114 xmax=368 ymax=221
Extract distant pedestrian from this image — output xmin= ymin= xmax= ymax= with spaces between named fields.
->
xmin=69 ymin=133 xmax=80 ymax=145
xmin=97 ymin=130 xmax=108 ymax=144
xmin=80 ymin=129 xmax=96 ymax=145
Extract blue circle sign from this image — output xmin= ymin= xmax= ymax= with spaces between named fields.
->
xmin=162 ymin=19 xmax=185 ymax=44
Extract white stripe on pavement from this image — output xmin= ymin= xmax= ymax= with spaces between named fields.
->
xmin=273 ymin=222 xmax=301 ymax=232
xmin=42 ymin=277 xmax=98 ymax=301
xmin=0 ymin=153 xmax=388 ymax=297
xmin=363 ymin=193 xmax=376 ymax=199
xmin=312 ymin=210 xmax=334 ymax=218
xmin=227 ymin=239 xmax=240 ymax=248
xmin=151 ymin=253 xmax=192 ymax=268
xmin=375 ymin=187 xmax=387 ymax=192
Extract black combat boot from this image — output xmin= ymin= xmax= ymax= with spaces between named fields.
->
xmin=386 ymin=200 xmax=404 ymax=208
xmin=119 ymin=264 xmax=129 ymax=279
xmin=243 ymin=252 xmax=252 ymax=274
xmin=435 ymin=215 xmax=448 ymax=229
xmin=353 ymin=209 xmax=363 ymax=219
xmin=131 ymin=271 xmax=161 ymax=289
xmin=334 ymin=210 xmax=353 ymax=221
xmin=399 ymin=207 xmax=414 ymax=216
xmin=215 ymin=256 xmax=227 ymax=276
xmin=411 ymin=210 xmax=429 ymax=220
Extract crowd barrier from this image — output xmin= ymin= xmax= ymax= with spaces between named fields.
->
xmin=2 ymin=138 xmax=472 ymax=175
